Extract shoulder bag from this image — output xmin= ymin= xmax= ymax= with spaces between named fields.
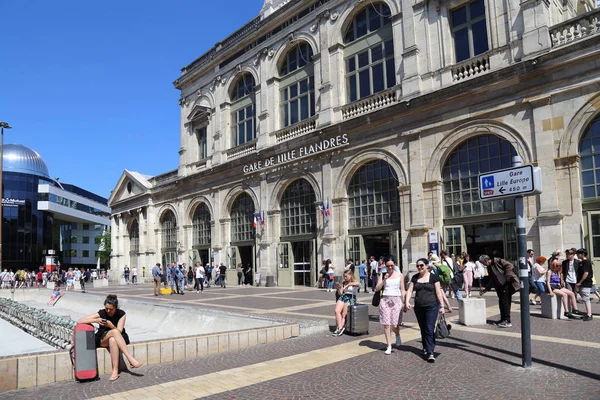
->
xmin=435 ymin=314 xmax=451 ymax=339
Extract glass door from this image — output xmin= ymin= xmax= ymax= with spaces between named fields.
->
xmin=277 ymin=242 xmax=293 ymax=287
xmin=443 ymin=226 xmax=466 ymax=257
xmin=293 ymin=241 xmax=311 ymax=286
xmin=346 ymin=235 xmax=365 ymax=266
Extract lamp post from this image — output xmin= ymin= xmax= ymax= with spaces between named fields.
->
xmin=0 ymin=121 xmax=12 ymax=271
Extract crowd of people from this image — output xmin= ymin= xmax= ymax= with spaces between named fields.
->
xmin=328 ymin=246 xmax=596 ymax=362
xmin=150 ymin=261 xmax=246 ymax=296
xmin=0 ymin=267 xmax=107 ymax=292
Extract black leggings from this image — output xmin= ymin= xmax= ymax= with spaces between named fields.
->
xmin=194 ymin=277 xmax=204 ymax=291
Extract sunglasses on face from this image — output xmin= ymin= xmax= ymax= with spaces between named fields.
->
xmin=416 ymin=263 xmax=426 ymax=268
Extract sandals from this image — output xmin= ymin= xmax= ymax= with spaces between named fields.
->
xmin=109 ymin=374 xmax=120 ymax=381
xmin=130 ymin=361 xmax=143 ymax=369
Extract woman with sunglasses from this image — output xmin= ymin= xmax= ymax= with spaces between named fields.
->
xmin=404 ymin=257 xmax=447 ymax=363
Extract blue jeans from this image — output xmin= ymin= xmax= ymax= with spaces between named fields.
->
xmin=170 ymin=278 xmax=176 ymax=292
xmin=535 ymin=282 xmax=546 ymax=293
xmin=414 ymin=304 xmax=440 ymax=354
xmin=179 ymin=279 xmax=185 ymax=293
xmin=359 ymin=276 xmax=368 ymax=292
xmin=371 ymin=274 xmax=378 ymax=292
xmin=327 ymin=275 xmax=334 ymax=289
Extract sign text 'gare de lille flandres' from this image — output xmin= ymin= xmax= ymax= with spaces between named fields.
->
xmin=242 ymin=134 xmax=349 ymax=173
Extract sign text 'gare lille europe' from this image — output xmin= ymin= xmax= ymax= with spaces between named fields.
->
xmin=243 ymin=134 xmax=349 ymax=173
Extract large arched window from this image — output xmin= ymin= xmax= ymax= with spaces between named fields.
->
xmin=160 ymin=210 xmax=178 ymax=250
xmin=230 ymin=73 xmax=256 ymax=147
xmin=580 ymin=117 xmax=600 ymax=200
xmin=279 ymin=43 xmax=315 ymax=128
xmin=231 ymin=193 xmax=255 ymax=242
xmin=343 ymin=2 xmax=395 ymax=103
xmin=442 ymin=134 xmax=516 ymax=218
xmin=129 ymin=219 xmax=139 ymax=254
xmin=280 ymin=179 xmax=317 ymax=236
xmin=348 ymin=160 xmax=400 ymax=228
xmin=192 ymin=203 xmax=212 ymax=246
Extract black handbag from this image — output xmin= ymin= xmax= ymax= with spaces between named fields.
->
xmin=435 ymin=314 xmax=451 ymax=339
xmin=372 ymin=289 xmax=382 ymax=307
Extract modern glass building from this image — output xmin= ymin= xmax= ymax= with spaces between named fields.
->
xmin=1 ymin=144 xmax=110 ymax=271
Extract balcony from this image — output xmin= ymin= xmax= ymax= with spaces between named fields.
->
xmin=452 ymin=55 xmax=490 ymax=83
xmin=226 ymin=140 xmax=257 ymax=161
xmin=550 ymin=8 xmax=600 ymax=48
xmin=274 ymin=116 xmax=317 ymax=143
xmin=341 ymin=87 xmax=398 ymax=120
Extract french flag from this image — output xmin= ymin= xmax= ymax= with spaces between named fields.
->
xmin=319 ymin=200 xmax=325 ymax=216
xmin=261 ymin=211 xmax=265 ymax=226
xmin=253 ymin=214 xmax=258 ymax=228
xmin=326 ymin=198 xmax=331 ymax=216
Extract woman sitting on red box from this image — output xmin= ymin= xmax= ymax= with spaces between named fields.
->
xmin=77 ymin=294 xmax=142 ymax=381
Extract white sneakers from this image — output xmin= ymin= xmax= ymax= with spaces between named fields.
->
xmin=384 ymin=345 xmax=392 ymax=355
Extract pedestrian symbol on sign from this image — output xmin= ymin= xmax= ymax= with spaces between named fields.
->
xmin=482 ymin=176 xmax=494 ymax=189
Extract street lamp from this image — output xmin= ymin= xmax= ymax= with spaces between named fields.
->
xmin=0 ymin=121 xmax=12 ymax=271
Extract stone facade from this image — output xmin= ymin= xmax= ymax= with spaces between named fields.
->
xmin=109 ymin=0 xmax=600 ymax=285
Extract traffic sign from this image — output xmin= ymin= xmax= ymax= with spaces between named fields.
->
xmin=479 ymin=165 xmax=542 ymax=200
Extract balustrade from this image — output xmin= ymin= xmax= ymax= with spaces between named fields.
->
xmin=226 ymin=140 xmax=257 ymax=160
xmin=341 ymin=88 xmax=398 ymax=120
xmin=274 ymin=116 xmax=317 ymax=143
xmin=550 ymin=9 xmax=600 ymax=47
xmin=452 ymin=55 xmax=490 ymax=82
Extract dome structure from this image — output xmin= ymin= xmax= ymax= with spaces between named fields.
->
xmin=1 ymin=144 xmax=50 ymax=179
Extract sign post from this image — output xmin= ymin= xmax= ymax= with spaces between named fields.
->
xmin=479 ymin=158 xmax=542 ymax=369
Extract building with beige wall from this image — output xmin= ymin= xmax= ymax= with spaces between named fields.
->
xmin=108 ymin=0 xmax=600 ymax=286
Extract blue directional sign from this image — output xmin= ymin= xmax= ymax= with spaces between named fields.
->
xmin=479 ymin=165 xmax=542 ymax=200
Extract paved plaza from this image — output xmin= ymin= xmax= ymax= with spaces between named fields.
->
xmin=1 ymin=283 xmax=599 ymax=400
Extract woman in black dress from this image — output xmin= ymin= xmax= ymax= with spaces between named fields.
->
xmin=77 ymin=294 xmax=142 ymax=381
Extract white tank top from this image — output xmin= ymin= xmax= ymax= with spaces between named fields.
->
xmin=382 ymin=277 xmax=401 ymax=297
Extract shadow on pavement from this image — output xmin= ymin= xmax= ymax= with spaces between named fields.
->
xmin=440 ymin=336 xmax=600 ymax=380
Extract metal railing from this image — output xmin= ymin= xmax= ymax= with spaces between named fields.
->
xmin=0 ymin=298 xmax=76 ymax=349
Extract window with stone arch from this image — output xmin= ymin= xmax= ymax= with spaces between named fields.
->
xmin=580 ymin=116 xmax=600 ymax=199
xmin=192 ymin=203 xmax=212 ymax=246
xmin=279 ymin=42 xmax=316 ymax=128
xmin=230 ymin=193 xmax=255 ymax=242
xmin=280 ymin=179 xmax=317 ymax=237
xmin=343 ymin=2 xmax=395 ymax=103
xmin=160 ymin=210 xmax=178 ymax=250
xmin=348 ymin=160 xmax=400 ymax=229
xmin=129 ymin=219 xmax=139 ymax=254
xmin=442 ymin=134 xmax=516 ymax=218
xmin=230 ymin=73 xmax=256 ymax=147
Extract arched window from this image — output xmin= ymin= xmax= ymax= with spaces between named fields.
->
xmin=161 ymin=210 xmax=177 ymax=249
xmin=192 ymin=203 xmax=212 ymax=246
xmin=231 ymin=193 xmax=255 ymax=242
xmin=580 ymin=117 xmax=600 ymax=200
xmin=230 ymin=73 xmax=256 ymax=147
xmin=129 ymin=219 xmax=139 ymax=253
xmin=442 ymin=134 xmax=516 ymax=217
xmin=343 ymin=3 xmax=395 ymax=103
xmin=280 ymin=43 xmax=316 ymax=128
xmin=280 ymin=179 xmax=317 ymax=236
xmin=348 ymin=160 xmax=400 ymax=228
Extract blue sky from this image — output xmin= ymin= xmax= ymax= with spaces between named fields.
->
xmin=1 ymin=0 xmax=263 ymax=199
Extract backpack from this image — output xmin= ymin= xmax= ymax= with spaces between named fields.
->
xmin=436 ymin=262 xmax=452 ymax=286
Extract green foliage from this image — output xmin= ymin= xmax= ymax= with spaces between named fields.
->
xmin=95 ymin=231 xmax=112 ymax=269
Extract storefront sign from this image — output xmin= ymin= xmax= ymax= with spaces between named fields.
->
xmin=2 ymin=198 xmax=26 ymax=208
xmin=479 ymin=165 xmax=542 ymax=200
xmin=243 ymin=134 xmax=349 ymax=173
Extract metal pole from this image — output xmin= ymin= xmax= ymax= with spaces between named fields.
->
xmin=513 ymin=155 xmax=532 ymax=368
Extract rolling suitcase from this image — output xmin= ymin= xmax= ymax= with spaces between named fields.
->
xmin=345 ymin=292 xmax=369 ymax=335
xmin=70 ymin=323 xmax=98 ymax=381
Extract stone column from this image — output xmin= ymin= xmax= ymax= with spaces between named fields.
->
xmin=520 ymin=0 xmax=551 ymax=57
xmin=400 ymin=0 xmax=424 ymax=96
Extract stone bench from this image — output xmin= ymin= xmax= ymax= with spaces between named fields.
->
xmin=458 ymin=298 xmax=486 ymax=326
xmin=540 ymin=293 xmax=567 ymax=320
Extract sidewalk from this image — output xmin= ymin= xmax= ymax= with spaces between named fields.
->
xmin=1 ymin=284 xmax=598 ymax=400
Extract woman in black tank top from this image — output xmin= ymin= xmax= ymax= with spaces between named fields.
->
xmin=77 ymin=294 xmax=143 ymax=381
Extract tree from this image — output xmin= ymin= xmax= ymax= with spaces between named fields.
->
xmin=95 ymin=229 xmax=112 ymax=269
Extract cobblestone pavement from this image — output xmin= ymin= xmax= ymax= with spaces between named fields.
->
xmin=1 ymin=283 xmax=599 ymax=400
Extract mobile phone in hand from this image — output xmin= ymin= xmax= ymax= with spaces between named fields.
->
xmin=101 ymin=319 xmax=107 ymax=323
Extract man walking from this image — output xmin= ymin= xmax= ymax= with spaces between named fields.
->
xmin=131 ymin=266 xmax=138 ymax=285
xmin=575 ymin=248 xmax=594 ymax=321
xmin=152 ymin=263 xmax=162 ymax=296
xmin=219 ymin=263 xmax=227 ymax=288
xmin=369 ymin=256 xmax=379 ymax=294
xmin=358 ymin=260 xmax=368 ymax=293
xmin=124 ymin=265 xmax=130 ymax=284
xmin=479 ymin=255 xmax=520 ymax=328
